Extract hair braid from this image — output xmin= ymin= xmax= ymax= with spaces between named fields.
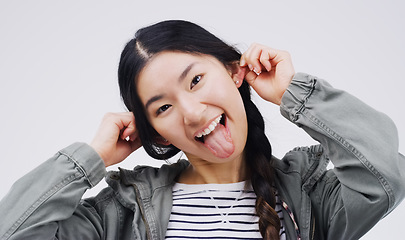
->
xmin=240 ymin=81 xmax=281 ymax=239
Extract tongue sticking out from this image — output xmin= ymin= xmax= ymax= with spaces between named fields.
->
xmin=203 ymin=123 xmax=234 ymax=158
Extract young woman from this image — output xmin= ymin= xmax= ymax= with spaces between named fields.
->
xmin=0 ymin=20 xmax=404 ymax=240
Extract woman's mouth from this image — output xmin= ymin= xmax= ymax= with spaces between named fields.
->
xmin=195 ymin=114 xmax=223 ymax=143
xmin=194 ymin=114 xmax=234 ymax=158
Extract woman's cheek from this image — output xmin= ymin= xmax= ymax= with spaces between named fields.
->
xmin=153 ymin=115 xmax=183 ymax=144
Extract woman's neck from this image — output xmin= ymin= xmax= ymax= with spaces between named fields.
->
xmin=177 ymin=153 xmax=249 ymax=184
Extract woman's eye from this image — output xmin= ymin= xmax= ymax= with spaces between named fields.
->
xmin=190 ymin=75 xmax=202 ymax=89
xmin=156 ymin=104 xmax=171 ymax=115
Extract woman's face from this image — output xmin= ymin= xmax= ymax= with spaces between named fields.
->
xmin=137 ymin=51 xmax=248 ymax=164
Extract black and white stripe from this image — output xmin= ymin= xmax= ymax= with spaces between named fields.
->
xmin=165 ymin=181 xmax=286 ymax=240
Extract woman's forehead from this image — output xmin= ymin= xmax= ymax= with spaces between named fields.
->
xmin=143 ymin=52 xmax=198 ymax=75
xmin=138 ymin=52 xmax=221 ymax=85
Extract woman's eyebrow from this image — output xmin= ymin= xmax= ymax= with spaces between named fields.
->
xmin=178 ymin=62 xmax=196 ymax=83
xmin=145 ymin=94 xmax=163 ymax=110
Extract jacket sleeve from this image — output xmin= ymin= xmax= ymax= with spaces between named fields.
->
xmin=280 ymin=73 xmax=405 ymax=239
xmin=0 ymin=142 xmax=106 ymax=240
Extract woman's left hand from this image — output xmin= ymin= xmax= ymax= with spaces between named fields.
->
xmin=240 ymin=43 xmax=295 ymax=105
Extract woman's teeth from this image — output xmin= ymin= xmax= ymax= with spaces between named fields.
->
xmin=196 ymin=115 xmax=222 ymax=138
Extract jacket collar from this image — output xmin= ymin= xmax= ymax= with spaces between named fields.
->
xmin=105 ymin=159 xmax=190 ymax=208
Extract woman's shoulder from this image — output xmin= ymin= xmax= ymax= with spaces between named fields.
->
xmin=86 ymin=159 xmax=189 ymax=206
xmin=273 ymin=144 xmax=331 ymax=191
xmin=273 ymin=145 xmax=328 ymax=173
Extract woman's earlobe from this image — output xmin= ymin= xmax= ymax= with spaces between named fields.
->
xmin=234 ymin=79 xmax=243 ymax=88
xmin=232 ymin=66 xmax=247 ymax=88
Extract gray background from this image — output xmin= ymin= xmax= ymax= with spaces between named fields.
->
xmin=0 ymin=1 xmax=404 ymax=239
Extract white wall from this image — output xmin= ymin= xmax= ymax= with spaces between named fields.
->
xmin=0 ymin=1 xmax=403 ymax=239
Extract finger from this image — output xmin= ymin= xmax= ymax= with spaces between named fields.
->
xmin=242 ymin=44 xmax=263 ymax=75
xmin=240 ymin=44 xmax=254 ymax=69
xmin=239 ymin=55 xmax=247 ymax=67
xmin=121 ymin=119 xmax=137 ymax=140
xmin=127 ymin=130 xmax=139 ymax=142
xmin=266 ymin=48 xmax=292 ymax=67
xmin=244 ymin=70 xmax=258 ymax=85
xmin=121 ymin=127 xmax=137 ymax=141
xmin=240 ymin=66 xmax=249 ymax=78
xmin=101 ymin=112 xmax=136 ymax=141
xmin=259 ymin=50 xmax=272 ymax=72
xmin=246 ymin=45 xmax=291 ymax=74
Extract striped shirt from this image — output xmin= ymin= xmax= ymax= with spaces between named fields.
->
xmin=165 ymin=181 xmax=286 ymax=239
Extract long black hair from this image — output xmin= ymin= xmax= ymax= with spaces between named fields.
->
xmin=118 ymin=20 xmax=280 ymax=239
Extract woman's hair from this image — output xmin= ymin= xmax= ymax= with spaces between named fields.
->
xmin=118 ymin=20 xmax=280 ymax=239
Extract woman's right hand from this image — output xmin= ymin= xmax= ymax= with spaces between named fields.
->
xmin=90 ymin=112 xmax=142 ymax=167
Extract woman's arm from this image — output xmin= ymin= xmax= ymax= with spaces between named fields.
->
xmin=280 ymin=72 xmax=405 ymax=239
xmin=0 ymin=143 xmax=105 ymax=239
xmin=240 ymin=44 xmax=404 ymax=238
xmin=0 ymin=112 xmax=142 ymax=239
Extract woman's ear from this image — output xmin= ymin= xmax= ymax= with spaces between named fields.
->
xmin=228 ymin=63 xmax=246 ymax=88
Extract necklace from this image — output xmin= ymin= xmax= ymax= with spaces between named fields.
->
xmin=205 ymin=189 xmax=243 ymax=224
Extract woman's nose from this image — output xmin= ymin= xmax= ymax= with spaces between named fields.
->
xmin=179 ymin=94 xmax=206 ymax=126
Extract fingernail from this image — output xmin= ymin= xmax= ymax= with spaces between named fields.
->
xmin=253 ymin=68 xmax=261 ymax=75
xmin=248 ymin=64 xmax=253 ymax=70
xmin=240 ymin=58 xmax=245 ymax=66
xmin=265 ymin=63 xmax=271 ymax=72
